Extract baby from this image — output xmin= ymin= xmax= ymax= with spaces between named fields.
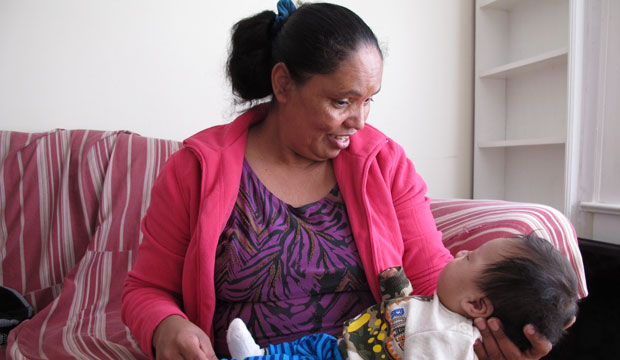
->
xmin=226 ymin=233 xmax=579 ymax=359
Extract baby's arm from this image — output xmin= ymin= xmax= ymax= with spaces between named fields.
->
xmin=379 ymin=266 xmax=413 ymax=300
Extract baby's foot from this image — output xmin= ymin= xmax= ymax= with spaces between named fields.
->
xmin=227 ymin=318 xmax=265 ymax=359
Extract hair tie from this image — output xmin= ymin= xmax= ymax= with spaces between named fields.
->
xmin=273 ymin=0 xmax=296 ymax=33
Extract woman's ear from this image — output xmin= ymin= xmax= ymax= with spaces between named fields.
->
xmin=461 ymin=296 xmax=494 ymax=319
xmin=271 ymin=62 xmax=293 ymax=103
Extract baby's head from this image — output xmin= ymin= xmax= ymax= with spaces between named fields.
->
xmin=437 ymin=233 xmax=579 ymax=351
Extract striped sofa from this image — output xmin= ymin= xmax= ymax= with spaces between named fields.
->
xmin=0 ymin=129 xmax=587 ymax=359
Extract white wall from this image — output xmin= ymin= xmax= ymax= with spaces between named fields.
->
xmin=0 ymin=0 xmax=473 ymax=199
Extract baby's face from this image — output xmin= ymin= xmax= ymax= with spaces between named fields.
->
xmin=436 ymin=238 xmax=516 ymax=315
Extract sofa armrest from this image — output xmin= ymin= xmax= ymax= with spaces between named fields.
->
xmin=430 ymin=198 xmax=588 ymax=298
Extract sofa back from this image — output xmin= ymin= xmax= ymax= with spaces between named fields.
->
xmin=1 ymin=129 xmax=179 ymax=359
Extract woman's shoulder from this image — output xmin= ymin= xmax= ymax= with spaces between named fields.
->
xmin=184 ymin=124 xmax=229 ymax=151
xmin=183 ymin=103 xmax=269 ymax=153
xmin=161 ymin=147 xmax=201 ymax=180
xmin=352 ymin=124 xmax=407 ymax=159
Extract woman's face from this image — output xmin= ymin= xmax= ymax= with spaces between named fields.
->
xmin=280 ymin=44 xmax=383 ymax=162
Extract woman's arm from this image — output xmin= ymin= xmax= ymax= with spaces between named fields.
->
xmin=121 ymin=148 xmax=211 ymax=358
xmin=386 ymin=143 xmax=453 ymax=296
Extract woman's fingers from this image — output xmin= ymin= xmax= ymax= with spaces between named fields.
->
xmin=523 ymin=324 xmax=553 ymax=359
xmin=197 ymin=331 xmax=219 ymax=360
xmin=154 ymin=315 xmax=217 ymax=360
xmin=486 ymin=318 xmax=523 ymax=359
xmin=474 ymin=318 xmax=504 ymax=359
xmin=177 ymin=336 xmax=209 ymax=360
xmin=474 ymin=317 xmax=519 ymax=359
xmin=474 ymin=337 xmax=489 ymax=360
xmin=474 ymin=318 xmax=553 ymax=360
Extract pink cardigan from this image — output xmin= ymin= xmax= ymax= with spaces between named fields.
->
xmin=121 ymin=103 xmax=453 ymax=357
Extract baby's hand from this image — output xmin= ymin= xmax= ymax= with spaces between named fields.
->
xmin=379 ymin=266 xmax=412 ymax=299
xmin=379 ymin=267 xmax=399 ymax=279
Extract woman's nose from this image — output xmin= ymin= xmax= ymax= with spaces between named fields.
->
xmin=345 ymin=106 xmax=366 ymax=130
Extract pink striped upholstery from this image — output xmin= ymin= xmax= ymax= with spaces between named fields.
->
xmin=431 ymin=199 xmax=588 ymax=298
xmin=0 ymin=129 xmax=587 ymax=359
xmin=1 ymin=130 xmax=179 ymax=359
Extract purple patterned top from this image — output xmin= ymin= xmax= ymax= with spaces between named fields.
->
xmin=212 ymin=159 xmax=375 ymax=356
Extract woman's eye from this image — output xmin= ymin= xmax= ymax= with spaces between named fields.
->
xmin=333 ymin=99 xmax=349 ymax=107
xmin=364 ymin=97 xmax=375 ymax=104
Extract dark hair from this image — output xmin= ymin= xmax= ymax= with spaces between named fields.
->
xmin=226 ymin=2 xmax=382 ymax=102
xmin=475 ymin=233 xmax=579 ymax=352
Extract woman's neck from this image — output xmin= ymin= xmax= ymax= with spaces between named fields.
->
xmin=244 ymin=109 xmax=336 ymax=207
xmin=248 ymin=109 xmax=324 ymax=170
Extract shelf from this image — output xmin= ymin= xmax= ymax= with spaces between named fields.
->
xmin=478 ymin=137 xmax=566 ymax=149
xmin=479 ymin=0 xmax=522 ymax=11
xmin=474 ymin=0 xmax=571 ymax=214
xmin=480 ymin=48 xmax=568 ymax=79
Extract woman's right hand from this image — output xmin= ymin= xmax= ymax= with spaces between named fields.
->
xmin=153 ymin=315 xmax=218 ymax=360
xmin=474 ymin=318 xmax=552 ymax=360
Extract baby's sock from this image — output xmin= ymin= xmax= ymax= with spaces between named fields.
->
xmin=227 ymin=318 xmax=265 ymax=359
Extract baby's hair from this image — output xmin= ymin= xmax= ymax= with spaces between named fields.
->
xmin=475 ymin=233 xmax=579 ymax=351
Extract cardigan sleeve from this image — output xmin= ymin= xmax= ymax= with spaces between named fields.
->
xmin=121 ymin=148 xmax=202 ymax=358
xmin=386 ymin=143 xmax=453 ymax=296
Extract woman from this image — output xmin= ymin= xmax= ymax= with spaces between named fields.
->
xmin=121 ymin=2 xmax=553 ymax=359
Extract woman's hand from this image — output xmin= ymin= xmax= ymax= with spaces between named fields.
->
xmin=473 ymin=318 xmax=552 ymax=360
xmin=153 ymin=315 xmax=218 ymax=360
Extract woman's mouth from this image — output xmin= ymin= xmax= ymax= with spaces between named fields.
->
xmin=329 ymin=135 xmax=351 ymax=149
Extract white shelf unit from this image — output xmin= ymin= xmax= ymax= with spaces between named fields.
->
xmin=474 ymin=0 xmax=573 ymax=212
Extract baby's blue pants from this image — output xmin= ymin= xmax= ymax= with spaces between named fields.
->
xmin=226 ymin=333 xmax=344 ymax=360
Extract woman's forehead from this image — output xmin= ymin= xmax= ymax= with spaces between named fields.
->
xmin=305 ymin=47 xmax=383 ymax=93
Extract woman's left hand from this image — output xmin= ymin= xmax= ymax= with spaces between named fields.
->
xmin=473 ymin=318 xmax=552 ymax=360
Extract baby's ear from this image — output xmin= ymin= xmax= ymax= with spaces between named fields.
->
xmin=461 ymin=296 xmax=494 ymax=319
xmin=563 ymin=316 xmax=576 ymax=330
